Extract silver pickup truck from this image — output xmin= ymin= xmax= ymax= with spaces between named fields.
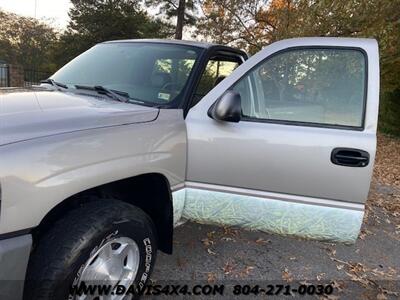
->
xmin=0 ymin=38 xmax=379 ymax=299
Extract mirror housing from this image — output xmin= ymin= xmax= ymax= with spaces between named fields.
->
xmin=207 ymin=90 xmax=242 ymax=122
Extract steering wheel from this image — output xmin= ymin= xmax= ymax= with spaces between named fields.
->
xmin=160 ymin=82 xmax=178 ymax=91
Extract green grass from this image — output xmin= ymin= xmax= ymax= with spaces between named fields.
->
xmin=378 ymin=90 xmax=400 ymax=137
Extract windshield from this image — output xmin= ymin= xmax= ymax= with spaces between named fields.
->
xmin=51 ymin=42 xmax=201 ymax=107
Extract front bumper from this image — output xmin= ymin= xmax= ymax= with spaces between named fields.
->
xmin=0 ymin=234 xmax=32 ymax=300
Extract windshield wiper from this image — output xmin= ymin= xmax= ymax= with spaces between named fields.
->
xmin=40 ymin=78 xmax=68 ymax=90
xmin=75 ymin=85 xmax=130 ymax=103
xmin=75 ymin=85 xmax=145 ymax=105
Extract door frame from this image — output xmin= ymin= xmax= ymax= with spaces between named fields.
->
xmin=187 ymin=37 xmax=379 ymax=134
xmin=175 ymin=38 xmax=379 ymax=243
xmin=182 ymin=46 xmax=248 ymax=116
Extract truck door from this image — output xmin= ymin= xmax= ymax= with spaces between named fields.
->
xmin=184 ymin=38 xmax=379 ymax=243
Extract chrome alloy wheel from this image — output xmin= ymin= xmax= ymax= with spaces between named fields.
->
xmin=75 ymin=237 xmax=140 ymax=300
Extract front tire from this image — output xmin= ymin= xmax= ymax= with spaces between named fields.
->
xmin=24 ymin=199 xmax=157 ymax=300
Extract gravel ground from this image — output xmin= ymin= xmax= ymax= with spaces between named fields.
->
xmin=146 ymin=135 xmax=400 ymax=300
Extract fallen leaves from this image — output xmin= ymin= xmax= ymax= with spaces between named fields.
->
xmin=206 ymin=248 xmax=216 ymax=255
xmin=221 ymin=237 xmax=235 ymax=242
xmin=344 ymin=271 xmax=370 ymax=287
xmin=373 ymin=134 xmax=400 ymax=188
xmin=282 ymin=267 xmax=293 ymax=282
xmin=202 ymin=232 xmax=217 ymax=255
xmin=223 ymin=226 xmax=240 ymax=237
xmin=239 ymin=266 xmax=255 ymax=277
xmin=221 ymin=259 xmax=255 ymax=278
xmin=349 ymin=262 xmax=367 ymax=274
xmin=222 ymin=261 xmax=235 ymax=275
xmin=368 ymin=188 xmax=400 ymax=221
xmin=207 ymin=272 xmax=216 ymax=283
xmin=330 ymin=257 xmax=399 ymax=297
xmin=359 ymin=229 xmax=368 ymax=240
xmin=325 ymin=247 xmax=337 ymax=256
xmin=201 ymin=228 xmax=241 ymax=256
xmin=371 ymin=266 xmax=397 ymax=278
xmin=201 ymin=238 xmax=214 ymax=247
xmin=336 ymin=264 xmax=344 ymax=271
xmin=255 ymin=237 xmax=271 ymax=244
xmin=331 ymin=280 xmax=345 ymax=292
xmin=366 ymin=134 xmax=400 ymax=221
xmin=316 ymin=273 xmax=325 ymax=281
xmin=206 ymin=231 xmax=217 ymax=239
xmin=376 ymin=292 xmax=388 ymax=300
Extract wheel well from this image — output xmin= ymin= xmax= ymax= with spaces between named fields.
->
xmin=32 ymin=173 xmax=173 ymax=254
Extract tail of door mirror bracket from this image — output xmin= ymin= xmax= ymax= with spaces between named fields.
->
xmin=207 ymin=90 xmax=242 ymax=123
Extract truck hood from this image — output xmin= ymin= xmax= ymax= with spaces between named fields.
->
xmin=0 ymin=88 xmax=159 ymax=146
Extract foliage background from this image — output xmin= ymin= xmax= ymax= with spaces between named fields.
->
xmin=0 ymin=0 xmax=399 ymax=135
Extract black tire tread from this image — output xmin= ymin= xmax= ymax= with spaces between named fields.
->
xmin=24 ymin=199 xmax=156 ymax=300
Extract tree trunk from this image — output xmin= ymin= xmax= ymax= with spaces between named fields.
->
xmin=175 ymin=0 xmax=185 ymax=40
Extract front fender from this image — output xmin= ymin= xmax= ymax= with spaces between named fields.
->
xmin=0 ymin=110 xmax=186 ymax=235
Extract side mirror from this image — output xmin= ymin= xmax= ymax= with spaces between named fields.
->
xmin=207 ymin=90 xmax=242 ymax=122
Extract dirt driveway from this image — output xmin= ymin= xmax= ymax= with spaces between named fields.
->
xmin=149 ymin=135 xmax=400 ymax=299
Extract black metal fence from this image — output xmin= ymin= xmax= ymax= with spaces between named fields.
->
xmin=0 ymin=65 xmax=9 ymax=87
xmin=0 ymin=65 xmax=51 ymax=87
xmin=24 ymin=69 xmax=51 ymax=86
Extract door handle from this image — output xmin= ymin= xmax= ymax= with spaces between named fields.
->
xmin=331 ymin=148 xmax=370 ymax=167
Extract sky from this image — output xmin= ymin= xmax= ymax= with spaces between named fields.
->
xmin=0 ymin=0 xmax=191 ymax=38
xmin=0 ymin=0 xmax=72 ymax=29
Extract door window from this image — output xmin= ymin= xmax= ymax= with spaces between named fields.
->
xmin=232 ymin=48 xmax=366 ymax=128
xmin=191 ymin=59 xmax=239 ymax=108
